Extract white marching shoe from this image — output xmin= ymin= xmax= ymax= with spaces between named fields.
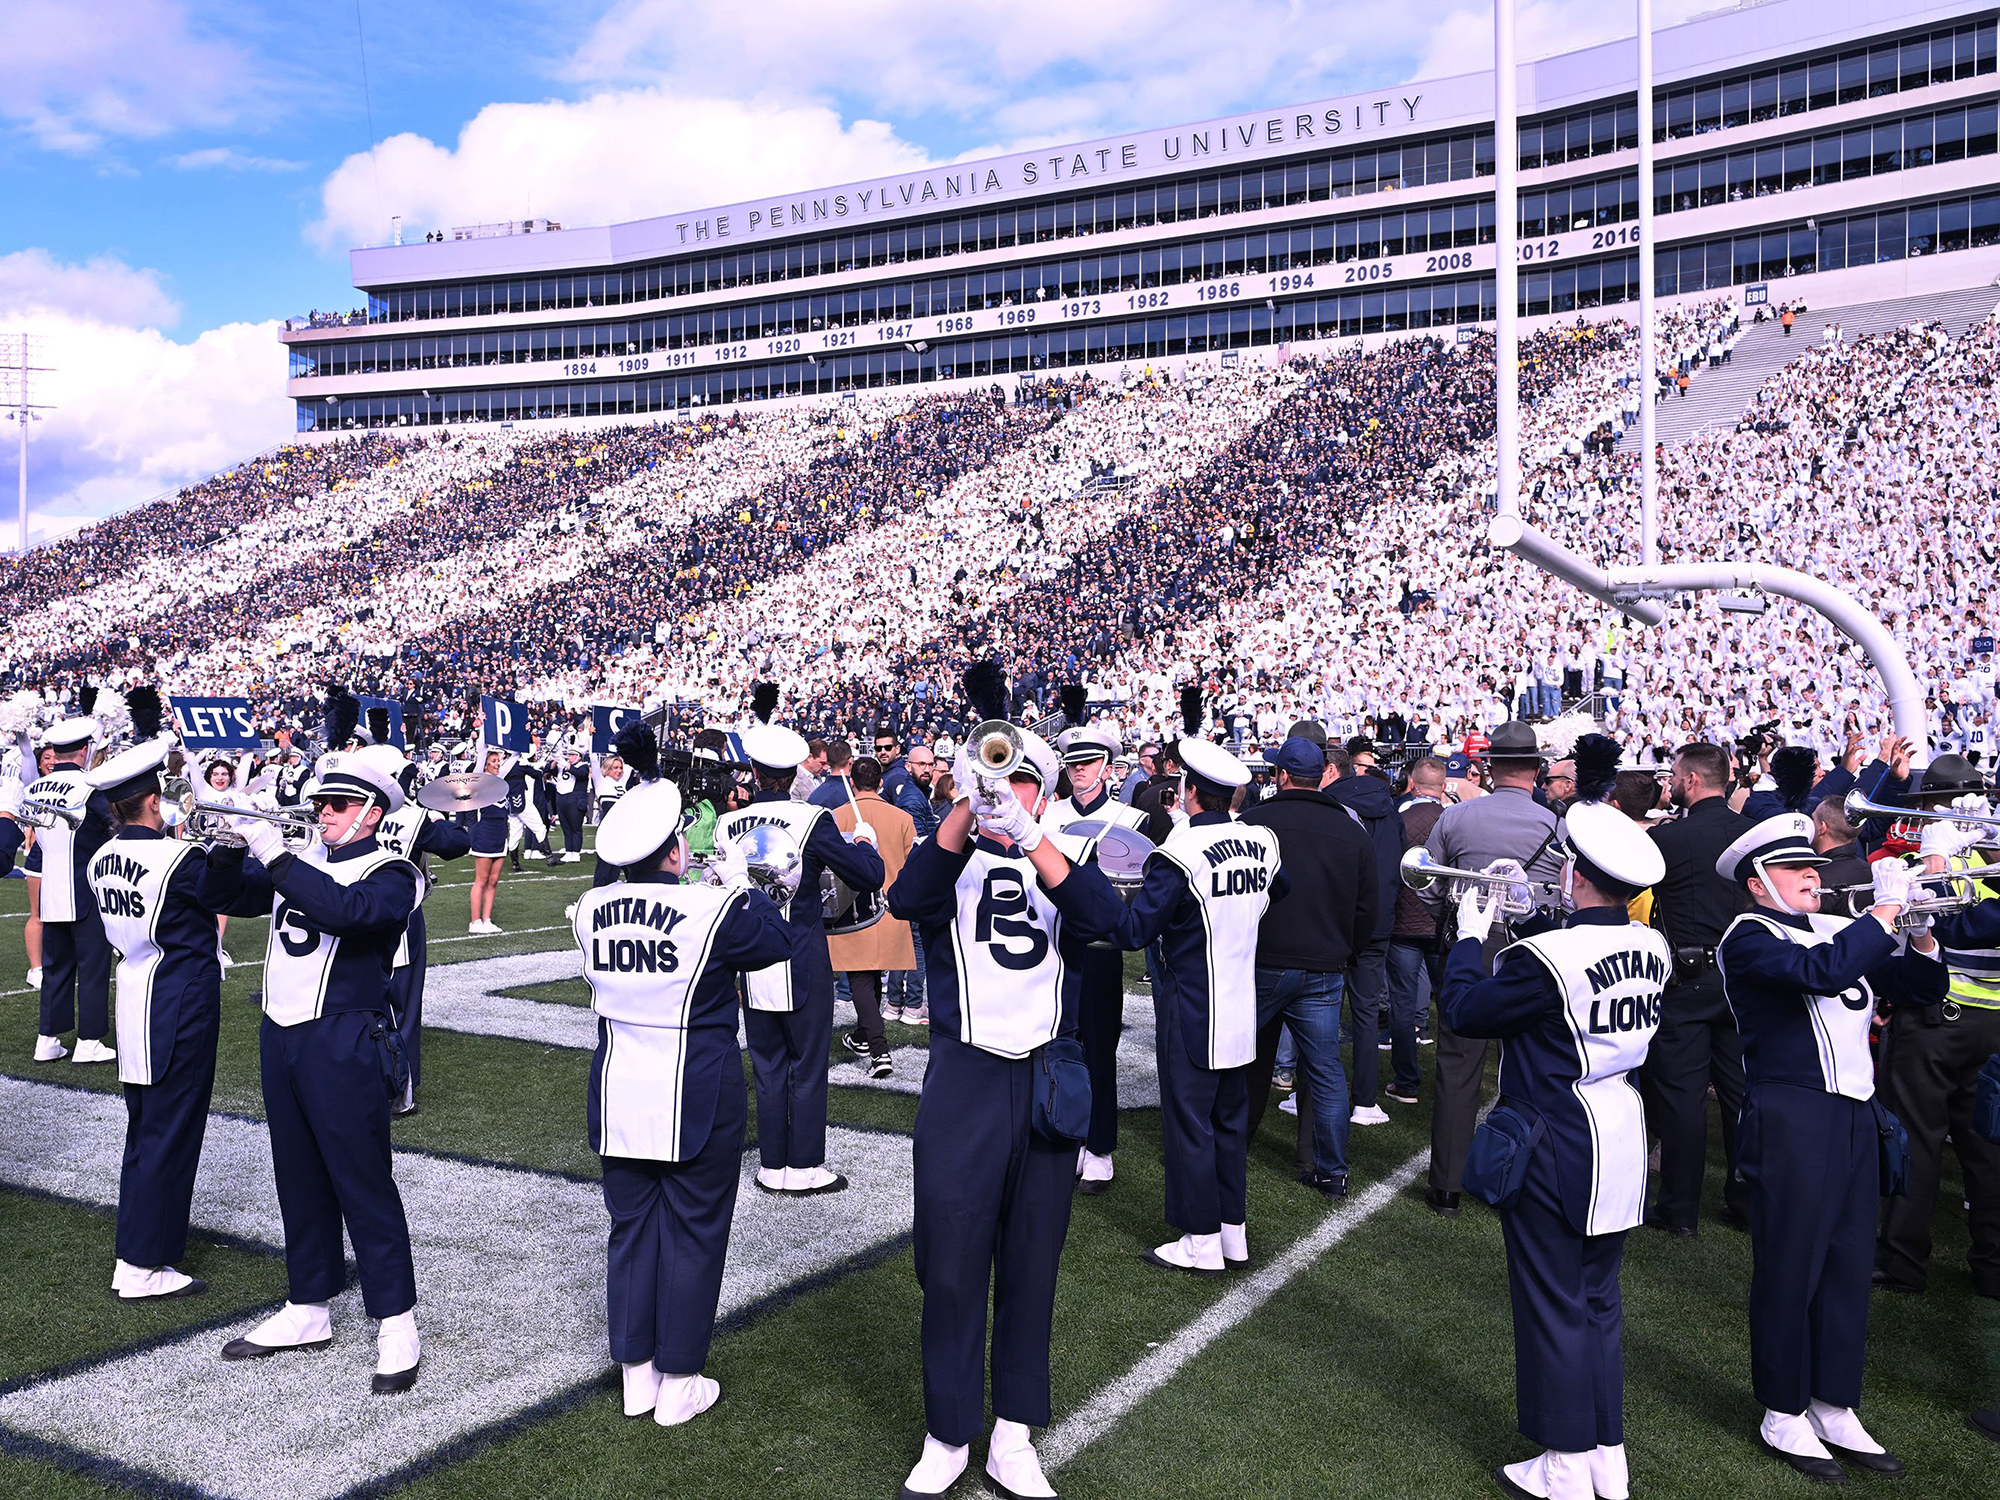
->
xmin=26 ymin=966 xmax=44 ymax=990
xmin=1077 ymin=1150 xmax=1114 ymax=1195
xmin=985 ymin=1418 xmax=1057 ymax=1499
xmin=33 ymin=1034 xmax=67 ymax=1062
xmin=1494 ymin=1448 xmax=1592 ymax=1500
xmin=1220 ymin=1222 xmax=1249 ymax=1265
xmin=218 ymin=951 xmax=236 ymax=970
xmin=622 ymin=1360 xmax=664 ymax=1417
xmin=899 ymin=1434 xmax=969 ymax=1498
xmin=1588 ymin=1443 xmax=1629 ymax=1500
xmin=1808 ymin=1398 xmax=1905 ymax=1475
xmin=221 ymin=1300 xmax=333 ymax=1359
xmin=754 ymin=1166 xmax=788 ymax=1193
xmin=1143 ymin=1232 xmax=1225 ymax=1277
xmin=783 ymin=1165 xmax=850 ymax=1195
xmin=373 ymin=1309 xmax=421 ymax=1394
xmin=652 ymin=1372 xmax=720 ymax=1427
xmin=72 ymin=1038 xmax=116 ymax=1064
xmin=112 ymin=1259 xmax=206 ymax=1300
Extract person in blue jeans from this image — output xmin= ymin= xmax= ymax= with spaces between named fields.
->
xmin=1241 ymin=737 xmax=1381 ymax=1197
xmin=1384 ymin=757 xmax=1452 ymax=1103
xmin=1323 ymin=744 xmax=1404 ymax=1128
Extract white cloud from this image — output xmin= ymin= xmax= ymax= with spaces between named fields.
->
xmin=311 ymin=89 xmax=933 ymax=249
xmin=0 ymin=0 xmax=258 ymax=151
xmin=0 ymin=250 xmax=180 ymax=330
xmin=169 ymin=146 xmax=306 ymax=173
xmin=0 ymin=255 xmax=290 ymax=542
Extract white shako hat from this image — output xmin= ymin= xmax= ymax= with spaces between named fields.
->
xmin=1062 ymin=724 xmax=1122 ymax=765
xmin=1179 ymin=736 xmax=1252 ymax=789
xmin=741 ymin=722 xmax=810 ymax=772
xmin=1562 ymin=802 xmax=1665 ymax=892
xmin=305 ymin=750 xmax=405 ymax=815
xmin=597 ymin=780 xmax=685 ymax=868
xmin=1715 ymin=812 xmax=1827 ymax=885
xmin=87 ymin=738 xmax=175 ymax=804
xmin=1012 ymin=729 xmax=1060 ymax=790
xmin=44 ymin=716 xmax=99 ymax=753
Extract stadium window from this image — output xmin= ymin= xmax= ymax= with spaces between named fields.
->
xmin=1837 ymin=50 xmax=1867 ymax=104
xmin=1971 ymin=100 xmax=1998 ymax=156
xmin=1878 ymin=207 xmax=1907 ymax=260
xmin=1973 ymin=193 xmax=2000 ymax=246
xmin=1750 ymin=70 xmax=1780 ymax=122
xmin=1723 ymin=78 xmax=1750 ymax=130
xmin=1783 ymin=139 xmax=1811 ymax=192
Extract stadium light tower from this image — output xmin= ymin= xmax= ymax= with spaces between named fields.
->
xmin=0 ymin=333 xmax=54 ymax=556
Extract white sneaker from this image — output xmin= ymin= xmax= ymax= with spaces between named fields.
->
xmin=468 ymin=921 xmax=483 ymax=935
xmin=986 ymin=1417 xmax=1056 ymax=1498
xmin=72 ymin=1039 xmax=116 ymax=1064
xmin=622 ymin=1360 xmax=663 ymax=1416
xmin=112 ymin=1260 xmax=205 ymax=1299
xmin=1145 ymin=1232 xmax=1225 ymax=1276
xmin=902 ymin=1434 xmax=969 ymax=1496
xmin=564 ymin=902 xmax=578 ymax=920
xmin=1351 ymin=1104 xmax=1391 ymax=1125
xmin=483 ymin=921 xmax=503 ymax=935
xmin=33 ymin=1034 xmax=67 ymax=1062
xmin=1497 ymin=1449 xmax=1592 ymax=1500
xmin=219 ymin=952 xmax=236 ymax=970
xmin=224 ymin=1300 xmax=332 ymax=1357
xmin=1220 ymin=1222 xmax=1248 ymax=1264
xmin=1278 ymin=1095 xmax=1298 ymax=1115
xmin=882 ymin=1004 xmax=907 ymax=1023
xmin=561 ymin=852 xmax=582 ymax=864
xmin=652 ymin=1372 xmax=720 ymax=1426
xmin=1589 ymin=1443 xmax=1630 ymax=1500
xmin=373 ymin=1309 xmax=421 ymax=1393
xmin=24 ymin=967 xmax=41 ymax=990
xmin=1079 ymin=1150 xmax=1115 ymax=1185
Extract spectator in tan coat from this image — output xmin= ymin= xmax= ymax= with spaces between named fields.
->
xmin=831 ymin=758 xmax=917 ymax=1078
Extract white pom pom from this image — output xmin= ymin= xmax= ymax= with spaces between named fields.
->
xmin=0 ymin=691 xmax=41 ymax=736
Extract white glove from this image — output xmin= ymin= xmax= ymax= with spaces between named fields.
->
xmin=951 ymin=747 xmax=983 ymax=801
xmin=228 ymin=815 xmax=288 ymax=865
xmin=851 ymin=820 xmax=878 ymax=847
xmin=1456 ymin=885 xmax=1500 ymax=945
xmin=1919 ymin=817 xmax=1985 ymax=861
xmin=979 ymin=793 xmax=1043 ymax=852
xmin=708 ymin=836 xmax=748 ymax=888
xmin=1870 ymin=857 xmax=1917 ymax=910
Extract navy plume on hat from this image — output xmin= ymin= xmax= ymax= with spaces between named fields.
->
xmin=750 ymin=682 xmax=780 ymax=724
xmin=322 ymin=686 xmax=360 ymax=752
xmin=1059 ymin=684 xmax=1088 ymax=729
xmin=127 ymin=686 xmax=165 ymax=743
xmin=963 ymin=660 xmax=1010 ymax=723
xmin=1572 ymin=733 xmax=1622 ymax=804
xmin=611 ymin=721 xmax=660 ymax=782
xmin=1180 ymin=686 xmax=1203 ymax=737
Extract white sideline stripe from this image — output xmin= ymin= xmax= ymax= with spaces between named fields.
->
xmin=0 ymin=1074 xmax=914 ymax=1500
xmin=1040 ymin=1144 xmax=1432 ymax=1472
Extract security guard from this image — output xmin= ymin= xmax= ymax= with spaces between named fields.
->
xmin=1093 ymin=737 xmax=1286 ymax=1275
xmin=85 ymin=714 xmax=234 ymax=1300
xmin=27 ymin=707 xmax=117 ymax=1064
xmin=1874 ymin=754 xmax=2000 ymax=1298
xmin=1423 ymin=721 xmax=1566 ymax=1216
xmin=1041 ymin=722 xmax=1149 ymax=1194
xmin=1442 ymin=803 xmax=1668 ymax=1500
xmin=715 ymin=719 xmax=884 ymax=1194
xmin=573 ymin=773 xmax=791 ymax=1426
xmin=359 ymin=744 xmax=472 ymax=1118
xmin=1643 ymin=741 xmax=1752 ymax=1236
xmin=206 ymin=751 xmax=423 ymax=1395
xmin=1714 ymin=814 xmax=1947 ymax=1482
xmin=886 ymin=723 xmax=1126 ymax=1500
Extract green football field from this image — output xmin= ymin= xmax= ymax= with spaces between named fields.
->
xmin=1 ymin=843 xmax=1996 ymax=1500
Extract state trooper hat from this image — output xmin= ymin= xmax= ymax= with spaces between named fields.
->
xmin=1487 ymin=720 xmax=1544 ymax=761
xmin=1906 ymin=752 xmax=1986 ymax=802
xmin=1716 ymin=812 xmax=1827 ymax=885
xmin=597 ymin=780 xmax=685 ymax=868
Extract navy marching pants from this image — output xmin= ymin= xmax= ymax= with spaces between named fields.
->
xmin=259 ymin=1011 xmax=416 ymax=1317
xmin=40 ymin=912 xmax=113 ymax=1041
xmin=744 ymin=987 xmax=831 ymax=1170
xmin=913 ymin=1033 xmax=1077 ymax=1446
xmin=1155 ymin=988 xmax=1249 ymax=1236
xmin=389 ymin=907 xmax=429 ymax=1101
xmin=1500 ymin=1145 xmax=1628 ymax=1451
xmin=1076 ymin=946 xmax=1124 ymax=1156
xmin=1739 ymin=1082 xmax=1877 ymax=1414
xmin=558 ymin=796 xmax=587 ymax=855
xmin=116 ymin=982 xmax=221 ymax=1267
xmin=601 ymin=1065 xmax=746 ymax=1373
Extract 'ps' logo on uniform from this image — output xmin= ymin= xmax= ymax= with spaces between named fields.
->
xmin=975 ymin=869 xmax=1049 ymax=971
xmin=273 ymin=902 xmax=321 ymax=959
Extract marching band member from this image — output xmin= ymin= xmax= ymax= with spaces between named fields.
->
xmin=84 ymin=692 xmax=235 ymax=1300
xmin=1090 ymin=736 xmax=1286 ymax=1275
xmin=885 ymin=695 xmax=1127 ymax=1500
xmin=1041 ymin=712 xmax=1149 ymax=1195
xmin=1441 ymin=802 xmax=1669 ymax=1500
xmin=715 ymin=693 xmax=883 ymax=1195
xmin=28 ymin=699 xmax=117 ymax=1065
xmin=358 ymin=743 xmax=472 ymax=1118
xmin=571 ymin=766 xmax=791 ymax=1426
xmin=468 ymin=747 xmax=510 ymax=934
xmin=205 ymin=740 xmax=424 ymax=1395
xmin=552 ymin=747 xmax=590 ymax=863
xmin=1714 ymin=814 xmax=1947 ymax=1482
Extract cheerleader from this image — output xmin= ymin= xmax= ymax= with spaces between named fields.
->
xmin=467 ymin=749 xmax=510 ymax=935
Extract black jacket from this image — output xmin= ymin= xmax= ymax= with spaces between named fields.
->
xmin=1240 ymin=789 xmax=1380 ymax=973
xmin=1647 ymin=796 xmax=1751 ymax=955
xmin=1325 ymin=771 xmax=1404 ymax=943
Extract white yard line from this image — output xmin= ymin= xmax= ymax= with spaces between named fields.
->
xmin=0 ymin=1075 xmax=914 ymax=1500
xmin=1041 ymin=1144 xmax=1433 ymax=1471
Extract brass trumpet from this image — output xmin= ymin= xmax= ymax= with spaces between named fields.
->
xmin=162 ymin=774 xmax=320 ymax=847
xmin=1399 ymin=847 xmax=1556 ymax=919
xmin=1822 ymin=859 xmax=1981 ymax=932
xmin=1843 ymin=786 xmax=2000 ymax=831
xmin=18 ymin=796 xmax=84 ymax=830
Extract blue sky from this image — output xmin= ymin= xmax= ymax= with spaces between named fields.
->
xmin=1 ymin=0 xmax=1690 ymax=541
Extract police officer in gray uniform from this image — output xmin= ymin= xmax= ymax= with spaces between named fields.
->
xmin=1423 ymin=721 xmax=1566 ymax=1216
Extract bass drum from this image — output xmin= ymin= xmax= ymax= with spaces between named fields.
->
xmin=822 ymin=868 xmax=883 ymax=936
xmin=1048 ymin=817 xmax=1155 ymax=949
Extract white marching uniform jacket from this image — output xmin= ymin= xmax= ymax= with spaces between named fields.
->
xmin=25 ymin=768 xmax=113 ymax=923
xmin=1089 ymin=811 xmax=1287 ymax=1069
xmin=373 ymin=804 xmax=473 ymax=969
xmin=209 ymin=839 xmax=418 ymax=1026
xmin=1042 ymin=787 xmax=1149 ymax=840
xmin=87 ymin=828 xmax=227 ymax=1085
xmin=1442 ymin=909 xmax=1670 ymax=1235
xmin=573 ymin=874 xmax=792 ymax=1161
